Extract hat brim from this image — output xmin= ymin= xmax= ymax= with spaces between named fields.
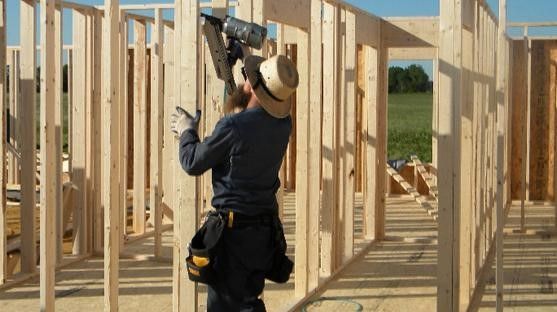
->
xmin=244 ymin=55 xmax=292 ymax=119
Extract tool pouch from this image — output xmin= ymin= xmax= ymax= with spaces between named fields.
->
xmin=265 ymin=217 xmax=294 ymax=284
xmin=186 ymin=211 xmax=225 ymax=284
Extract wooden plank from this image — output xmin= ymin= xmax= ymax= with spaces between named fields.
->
xmin=20 ymin=0 xmax=37 ymax=274
xmin=354 ymin=10 xmax=380 ymax=47
xmin=386 ymin=166 xmax=438 ymax=219
xmin=320 ymin=1 xmax=338 ymax=278
xmin=521 ymin=37 xmax=531 ymax=230
xmin=495 ymin=1 xmax=507 ymax=310
xmin=54 ymin=1 xmax=63 ymax=265
xmin=375 ymin=42 xmax=388 ymax=241
xmin=67 ymin=50 xmax=73 ymax=173
xmin=294 ymin=25 xmax=310 ymax=297
xmin=162 ymin=24 xmax=174 ymax=222
xmin=364 ymin=44 xmax=379 ymax=239
xmin=437 ymin=0 xmax=463 ymax=310
xmin=342 ymin=9 xmax=356 ymax=262
xmin=0 ymin=0 xmax=6 ymax=285
xmin=102 ymin=0 xmax=122 ymax=310
xmin=71 ymin=9 xmax=87 ymax=256
xmin=92 ymin=10 xmax=103 ymax=253
xmin=265 ymin=0 xmax=310 ymax=30
xmin=39 ymin=0 xmax=57 ymax=309
xmin=307 ymin=0 xmax=322 ymax=291
xmin=173 ymin=1 xmax=200 ymax=310
xmin=388 ymin=47 xmax=437 ymax=60
xmin=411 ymin=156 xmax=438 ymax=198
xmin=84 ymin=13 xmax=94 ymax=253
xmin=458 ymin=18 xmax=474 ymax=310
xmin=382 ymin=17 xmax=439 ymax=48
xmin=119 ymin=13 xmax=128 ymax=249
xmin=133 ymin=19 xmax=147 ymax=235
xmin=151 ymin=8 xmax=164 ymax=258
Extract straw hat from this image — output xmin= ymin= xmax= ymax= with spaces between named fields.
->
xmin=244 ymin=55 xmax=299 ymax=118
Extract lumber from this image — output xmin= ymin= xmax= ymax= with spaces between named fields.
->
xmin=20 ymin=0 xmax=37 ymax=274
xmin=411 ymin=156 xmax=438 ymax=199
xmin=386 ymin=166 xmax=438 ymax=219
xmin=92 ymin=10 xmax=103 ymax=253
xmin=102 ymin=0 xmax=122 ymax=310
xmin=39 ymin=0 xmax=58 ymax=309
xmin=320 ymin=1 xmax=338 ymax=278
xmin=388 ymin=47 xmax=437 ymax=60
xmin=342 ymin=8 xmax=356 ymax=263
xmin=173 ymin=0 xmax=200 ymax=310
xmin=0 ymin=0 xmax=5 ymax=285
xmin=85 ymin=13 xmax=94 ymax=253
xmin=162 ymin=24 xmax=174 ymax=222
xmin=133 ymin=19 xmax=147 ymax=235
xmin=119 ymin=12 xmax=128 ymax=249
xmin=294 ymin=25 xmax=310 ymax=297
xmin=54 ymin=1 xmax=63 ymax=265
xmin=382 ymin=17 xmax=439 ymax=48
xmin=495 ymin=1 xmax=507 ymax=310
xmin=6 ymin=49 xmax=16 ymax=185
xmin=458 ymin=17 xmax=474 ymax=310
xmin=375 ymin=43 xmax=388 ymax=241
xmin=151 ymin=8 xmax=164 ymax=258
xmin=72 ymin=9 xmax=87 ymax=256
xmin=265 ymin=0 xmax=310 ymax=30
xmin=364 ymin=44 xmax=379 ymax=239
xmin=437 ymin=0 xmax=463 ymax=310
xmin=307 ymin=0 xmax=322 ymax=291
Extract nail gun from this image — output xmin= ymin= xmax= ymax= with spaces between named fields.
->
xmin=200 ymin=13 xmax=268 ymax=95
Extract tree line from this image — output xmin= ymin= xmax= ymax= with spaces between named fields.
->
xmin=388 ymin=64 xmax=432 ymax=93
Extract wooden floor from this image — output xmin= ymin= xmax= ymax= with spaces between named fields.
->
xmin=1 ymin=194 xmax=555 ymax=311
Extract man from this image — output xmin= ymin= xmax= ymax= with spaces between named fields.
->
xmin=170 ymin=54 xmax=299 ymax=312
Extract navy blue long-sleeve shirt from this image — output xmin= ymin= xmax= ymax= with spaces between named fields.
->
xmin=179 ymin=106 xmax=292 ymax=216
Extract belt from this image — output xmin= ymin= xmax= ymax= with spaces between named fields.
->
xmin=221 ymin=210 xmax=275 ymax=229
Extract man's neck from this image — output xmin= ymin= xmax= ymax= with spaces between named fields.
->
xmin=246 ymin=98 xmax=261 ymax=110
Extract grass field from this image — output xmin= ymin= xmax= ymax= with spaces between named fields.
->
xmin=388 ymin=92 xmax=433 ymax=163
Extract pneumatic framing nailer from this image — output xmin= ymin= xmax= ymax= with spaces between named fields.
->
xmin=200 ymin=13 xmax=268 ymax=95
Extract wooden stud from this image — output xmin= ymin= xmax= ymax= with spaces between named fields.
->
xmin=133 ymin=19 xmax=147 ymax=235
xmin=320 ymin=1 xmax=338 ymax=278
xmin=67 ymin=50 xmax=73 ymax=173
xmin=342 ymin=9 xmax=356 ymax=262
xmin=85 ymin=13 xmax=94 ymax=253
xmin=119 ymin=13 xmax=128 ymax=249
xmin=92 ymin=10 xmax=103 ymax=253
xmin=162 ymin=23 xmax=174 ymax=224
xmin=39 ymin=0 xmax=57 ymax=309
xmin=54 ymin=0 xmax=64 ymax=265
xmin=6 ymin=49 xmax=14 ymax=185
xmin=20 ymin=0 xmax=37 ymax=274
xmin=376 ymin=42 xmax=388 ymax=241
xmin=102 ymin=0 xmax=122 ymax=310
xmin=72 ymin=9 xmax=87 ymax=256
xmin=495 ymin=1 xmax=507 ymax=310
xmin=151 ymin=8 xmax=164 ymax=258
xmin=294 ymin=25 xmax=310 ymax=298
xmin=307 ymin=0 xmax=322 ymax=291
xmin=364 ymin=44 xmax=379 ymax=240
xmin=437 ymin=0 xmax=463 ymax=310
xmin=0 ymin=0 xmax=6 ymax=285
xmin=173 ymin=1 xmax=200 ymax=310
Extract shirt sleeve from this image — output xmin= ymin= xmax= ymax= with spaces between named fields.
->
xmin=178 ymin=118 xmax=236 ymax=176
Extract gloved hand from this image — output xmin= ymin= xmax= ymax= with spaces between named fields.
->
xmin=170 ymin=107 xmax=201 ymax=137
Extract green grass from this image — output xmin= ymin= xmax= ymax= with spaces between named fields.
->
xmin=388 ymin=92 xmax=433 ymax=163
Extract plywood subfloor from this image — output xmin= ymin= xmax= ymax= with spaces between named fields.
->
xmin=476 ymin=203 xmax=557 ymax=311
xmin=0 ymin=193 xmax=439 ymax=311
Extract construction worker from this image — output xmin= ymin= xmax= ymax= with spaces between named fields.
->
xmin=170 ymin=54 xmax=299 ymax=312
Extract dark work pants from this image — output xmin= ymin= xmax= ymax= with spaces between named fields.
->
xmin=207 ymin=223 xmax=275 ymax=312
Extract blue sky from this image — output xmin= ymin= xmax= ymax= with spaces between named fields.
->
xmin=6 ymin=0 xmax=557 ymax=79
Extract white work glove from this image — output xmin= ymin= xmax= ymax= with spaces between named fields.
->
xmin=170 ymin=106 xmax=201 ymax=137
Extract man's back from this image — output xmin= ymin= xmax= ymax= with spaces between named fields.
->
xmin=179 ymin=106 xmax=292 ymax=216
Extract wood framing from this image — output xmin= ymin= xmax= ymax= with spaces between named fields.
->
xmin=102 ymin=0 xmax=121 ymax=310
xmin=0 ymin=0 xmax=6 ymax=285
xmin=39 ymin=0 xmax=57 ymax=309
xmin=133 ymin=19 xmax=147 ymax=235
xmin=19 ymin=0 xmax=37 ymax=274
xmin=72 ymin=9 xmax=87 ymax=256
xmin=150 ymin=8 xmax=164 ymax=258
xmin=437 ymin=0 xmax=463 ymax=310
xmin=382 ymin=17 xmax=439 ymax=48
xmin=173 ymin=0 xmax=200 ymax=311
xmin=54 ymin=2 xmax=64 ymax=265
